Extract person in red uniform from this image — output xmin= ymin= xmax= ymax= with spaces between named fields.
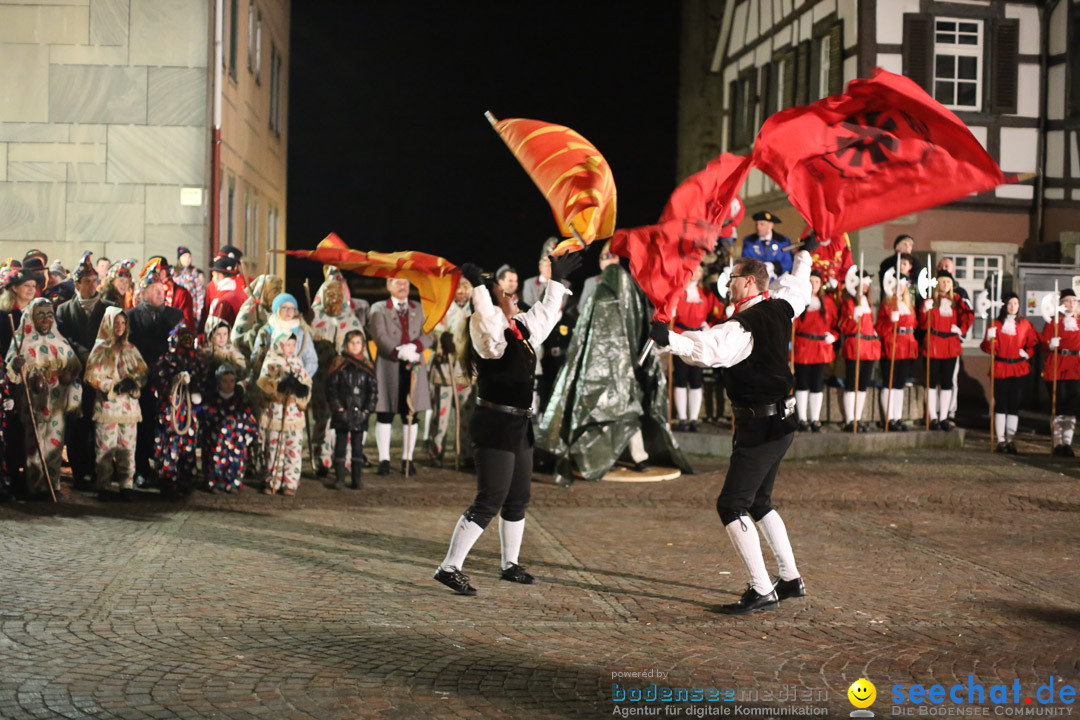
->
xmin=980 ymin=292 xmax=1037 ymax=454
xmin=876 ymin=276 xmax=918 ymax=431
xmin=142 ymin=257 xmax=195 ymax=331
xmin=1040 ymin=288 xmax=1080 ymax=456
xmin=799 ymin=227 xmax=853 ymax=291
xmin=203 ymin=257 xmax=249 ymax=332
xmin=839 ymin=270 xmax=880 ymax=431
xmin=671 ymin=263 xmax=722 ymax=431
xmin=792 ymin=269 xmax=837 ymax=432
xmin=919 ymin=270 xmax=973 ymax=431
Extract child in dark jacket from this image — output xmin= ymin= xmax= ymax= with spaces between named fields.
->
xmin=326 ymin=330 xmax=378 ymax=489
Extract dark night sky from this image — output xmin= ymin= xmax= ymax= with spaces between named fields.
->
xmin=286 ymin=1 xmax=681 ymax=293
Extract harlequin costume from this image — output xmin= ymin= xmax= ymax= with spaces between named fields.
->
xmin=151 ymin=325 xmax=208 ymax=495
xmin=792 ymin=272 xmax=838 ymax=431
xmin=257 ymin=330 xmax=313 ymax=495
xmin=231 ymin=274 xmax=283 ymax=359
xmin=84 ymin=307 xmax=147 ymax=495
xmin=1039 ymin=288 xmax=1080 ymax=456
xmin=201 ymin=364 xmax=259 ymax=493
xmin=0 ymin=354 xmax=13 ymax=500
xmin=173 ymin=246 xmax=206 ymax=322
xmin=980 ymin=292 xmax=1037 ymax=453
xmin=4 ymin=298 xmax=83 ymax=496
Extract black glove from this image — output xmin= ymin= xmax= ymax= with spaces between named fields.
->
xmin=772 ymin=261 xmax=784 ymax=277
xmin=460 ymin=263 xmax=483 ymax=288
xmin=549 ymin=252 xmax=583 ymax=283
xmin=439 ymin=332 xmax=456 ymax=356
xmin=801 ymin=231 xmax=819 ymax=253
xmin=115 ymin=378 xmax=138 ymax=394
xmin=649 ymin=320 xmax=670 ymax=348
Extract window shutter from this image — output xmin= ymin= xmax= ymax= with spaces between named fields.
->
xmin=991 ymin=18 xmax=1019 ymax=114
xmin=796 ymin=40 xmax=811 ymax=105
xmin=829 ymin=22 xmax=843 ymax=95
xmin=728 ymin=79 xmax=739 ymax=150
xmin=762 ymin=63 xmax=776 ymax=120
xmin=782 ymin=52 xmax=796 ymax=109
xmin=809 ymin=37 xmax=822 ymax=100
xmin=747 ymin=67 xmax=759 ymax=140
xmin=902 ymin=13 xmax=934 ymax=93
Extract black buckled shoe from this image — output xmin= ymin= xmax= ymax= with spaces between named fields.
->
xmin=712 ymin=585 xmax=780 ymax=615
xmin=434 ymin=567 xmax=477 ymax=596
xmin=810 ymin=421 xmax=822 ymax=433
xmin=631 ymin=460 xmax=652 ymax=472
xmin=797 ymin=420 xmax=810 ymax=432
xmin=928 ymin=419 xmax=941 ymax=430
xmin=773 ymin=576 xmax=806 ymax=600
xmin=377 ymin=460 xmax=391 ymax=476
xmin=1006 ymin=441 xmax=1018 ymax=455
xmin=994 ymin=441 xmax=1009 ymax=453
xmin=401 ymin=460 xmax=418 ymax=477
xmin=500 ymin=562 xmax=535 ymax=584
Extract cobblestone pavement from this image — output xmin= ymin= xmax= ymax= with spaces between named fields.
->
xmin=1 ymin=441 xmax=1078 ymax=719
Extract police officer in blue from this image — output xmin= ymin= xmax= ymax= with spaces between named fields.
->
xmin=742 ymin=211 xmax=792 ymax=276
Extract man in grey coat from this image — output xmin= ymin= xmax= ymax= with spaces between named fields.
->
xmin=367 ymin=278 xmax=433 ymax=476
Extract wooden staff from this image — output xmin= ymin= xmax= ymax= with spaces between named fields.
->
xmin=988 ymin=273 xmax=998 ymax=450
xmin=8 ymin=314 xmax=56 ymax=502
xmin=852 ymin=252 xmax=864 ymax=435
xmin=1051 ymin=279 xmax=1060 ymax=449
xmin=885 ymin=252 xmax=900 ymax=433
xmin=405 ymin=364 xmax=418 ymax=477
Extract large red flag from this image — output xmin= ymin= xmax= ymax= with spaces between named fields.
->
xmin=610 ymin=219 xmax=719 ymax=325
xmin=659 ymin=153 xmax=752 ymax=233
xmin=752 ymin=68 xmax=1016 ymax=239
xmin=278 ymin=233 xmax=460 ymax=334
xmin=486 ymin=113 xmax=617 ymax=255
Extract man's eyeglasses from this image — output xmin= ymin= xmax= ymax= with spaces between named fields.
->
xmin=727 ymin=274 xmax=752 ymax=285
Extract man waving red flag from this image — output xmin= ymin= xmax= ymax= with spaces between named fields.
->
xmin=752 ymin=69 xmax=1016 ymax=239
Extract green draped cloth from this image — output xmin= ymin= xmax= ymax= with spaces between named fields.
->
xmin=537 ymin=264 xmax=693 ymax=485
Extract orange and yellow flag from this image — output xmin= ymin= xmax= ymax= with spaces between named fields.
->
xmin=278 ymin=233 xmax=460 ymax=334
xmin=486 ymin=112 xmax=617 ymax=255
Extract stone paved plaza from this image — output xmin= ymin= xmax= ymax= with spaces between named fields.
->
xmin=1 ymin=440 xmax=1078 ymax=719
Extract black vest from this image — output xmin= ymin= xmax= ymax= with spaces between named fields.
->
xmin=722 ymin=298 xmax=794 ymax=407
xmin=475 ymin=324 xmax=535 ymax=410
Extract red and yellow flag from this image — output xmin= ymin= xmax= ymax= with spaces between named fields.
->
xmin=487 ymin=112 xmax=617 ymax=255
xmin=278 ymin=233 xmax=460 ymax=334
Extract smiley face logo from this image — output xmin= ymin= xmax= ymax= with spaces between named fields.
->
xmin=848 ymin=678 xmax=876 ymax=708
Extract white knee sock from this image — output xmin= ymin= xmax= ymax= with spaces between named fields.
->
xmin=725 ymin=516 xmax=773 ymax=596
xmin=1053 ymin=416 xmax=1064 ymax=446
xmin=422 ymin=410 xmax=432 ymax=441
xmin=843 ymin=391 xmax=855 ymax=423
xmin=937 ymin=389 xmax=952 ymax=422
xmin=1006 ymin=414 xmax=1018 ymax=441
xmin=892 ymin=389 xmax=905 ymax=421
xmin=440 ymin=515 xmax=485 ymax=572
xmin=949 ymin=362 xmax=960 ymax=417
xmin=403 ymin=423 xmax=419 ymax=460
xmin=1064 ymin=416 xmax=1076 ymax=446
xmin=927 ymin=387 xmax=938 ymax=421
xmin=995 ymin=413 xmax=1006 ymax=443
xmin=628 ymin=429 xmax=649 ymax=463
xmin=688 ymin=388 xmax=703 ymax=421
xmin=498 ymin=517 xmax=525 ymax=570
xmin=808 ymin=392 xmax=823 ymax=422
xmin=795 ymin=389 xmax=809 ymax=422
xmin=375 ymin=422 xmax=392 ymax=462
xmin=855 ymin=390 xmax=866 ymax=421
xmin=756 ymin=510 xmax=799 ymax=582
xmin=674 ymin=387 xmax=688 ymax=420
xmin=878 ymin=389 xmax=889 ymax=420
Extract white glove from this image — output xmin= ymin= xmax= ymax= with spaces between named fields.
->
xmin=824 ymin=333 xmax=837 ymax=345
xmin=2 ymin=398 xmax=12 ymax=411
xmin=396 ymin=343 xmax=420 ymax=363
xmin=987 ymin=327 xmax=997 ymax=340
xmin=891 ymin=311 xmax=900 ymax=322
xmin=853 ymin=305 xmax=867 ymax=318
xmin=923 ymin=299 xmax=933 ymax=312
xmin=950 ymin=324 xmax=962 ymax=335
xmin=827 ymin=277 xmax=839 ymax=289
xmin=1050 ymin=337 xmax=1061 ymax=350
xmin=177 ymin=371 xmax=191 ymax=384
xmin=191 ymin=392 xmax=202 ymax=405
xmin=1019 ymin=349 xmax=1029 ymax=359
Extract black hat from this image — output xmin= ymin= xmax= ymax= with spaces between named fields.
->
xmin=177 ymin=246 xmax=192 ymax=259
xmin=5 ymin=269 xmax=37 ymax=289
xmin=218 ymin=244 xmax=243 ymax=260
xmin=212 ymin=256 xmax=239 ymax=275
xmin=935 ymin=269 xmax=954 ymax=282
xmin=22 ymin=257 xmax=46 ymax=272
xmin=1062 ymin=288 xmax=1076 ymax=300
xmin=23 ymin=249 xmax=47 ymax=264
xmin=894 ymin=234 xmax=914 ymax=248
xmin=752 ymin=210 xmax=781 ymax=224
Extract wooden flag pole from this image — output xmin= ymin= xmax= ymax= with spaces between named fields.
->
xmin=1051 ymin=279 xmax=1060 ymax=451
xmin=852 ymin=252 xmax=863 ymax=435
xmin=989 ymin=272 xmax=998 ymax=451
xmin=925 ymin=252 xmax=933 ymax=432
xmin=885 ymin=251 xmax=901 ymax=433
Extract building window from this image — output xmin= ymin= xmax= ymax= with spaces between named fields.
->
xmin=729 ymin=68 xmax=757 ymax=151
xmin=933 ymin=18 xmax=982 ymax=110
xmin=269 ymin=43 xmax=278 ymax=133
xmin=947 ymin=253 xmax=1003 ymax=348
xmin=228 ymin=0 xmax=239 ymax=80
xmin=274 ymin=51 xmax=283 ymax=136
xmin=247 ymin=2 xmax=254 ymax=72
xmin=255 ymin=11 xmax=262 ymax=84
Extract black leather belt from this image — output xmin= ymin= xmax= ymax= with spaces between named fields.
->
xmin=931 ymin=329 xmax=956 ymax=338
xmin=796 ymin=332 xmax=827 ymax=341
xmin=996 ymin=357 xmax=1026 ymax=364
xmin=731 ymin=398 xmax=794 ymax=421
xmin=846 ymin=334 xmax=878 ymax=341
xmin=1055 ymin=349 xmax=1080 ymax=356
xmin=675 ymin=322 xmax=701 ymax=332
xmin=477 ymin=398 xmax=533 ymax=417
xmin=896 ymin=328 xmax=914 ymax=335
